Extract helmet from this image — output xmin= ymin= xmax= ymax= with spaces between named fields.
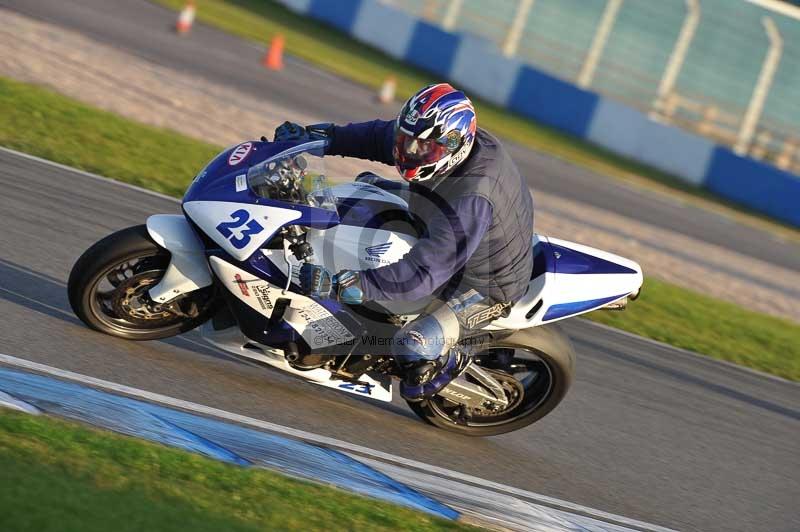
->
xmin=393 ymin=83 xmax=477 ymax=182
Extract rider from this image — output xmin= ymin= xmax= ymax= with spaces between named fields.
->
xmin=274 ymin=83 xmax=534 ymax=401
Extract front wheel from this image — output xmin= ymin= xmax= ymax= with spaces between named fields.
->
xmin=407 ymin=325 xmax=575 ymax=436
xmin=68 ymin=225 xmax=216 ymax=341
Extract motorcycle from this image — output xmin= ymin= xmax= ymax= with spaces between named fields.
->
xmin=68 ymin=139 xmax=643 ymax=436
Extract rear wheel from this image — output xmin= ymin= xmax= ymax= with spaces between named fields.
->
xmin=68 ymin=225 xmax=216 ymax=340
xmin=407 ymin=325 xmax=575 ymax=436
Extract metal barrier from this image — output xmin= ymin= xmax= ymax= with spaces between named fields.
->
xmin=382 ymin=0 xmax=800 ymax=174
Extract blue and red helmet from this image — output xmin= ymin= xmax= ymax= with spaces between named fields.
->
xmin=393 ymin=83 xmax=477 ymax=182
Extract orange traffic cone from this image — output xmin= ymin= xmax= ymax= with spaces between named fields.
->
xmin=175 ymin=1 xmax=196 ymax=34
xmin=378 ymin=75 xmax=396 ymax=104
xmin=262 ymin=34 xmax=285 ymax=70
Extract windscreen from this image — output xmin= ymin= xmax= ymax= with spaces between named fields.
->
xmin=247 ymin=141 xmax=337 ymax=212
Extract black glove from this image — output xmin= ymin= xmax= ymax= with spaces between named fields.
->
xmin=274 ymin=121 xmax=309 ymax=143
xmin=274 ymin=122 xmax=335 ymax=145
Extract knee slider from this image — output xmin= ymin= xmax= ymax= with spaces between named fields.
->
xmin=391 ymin=317 xmax=447 ymax=362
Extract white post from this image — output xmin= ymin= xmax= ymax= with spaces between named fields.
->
xmin=734 ymin=17 xmax=783 ymax=155
xmin=577 ymin=0 xmax=623 ymax=88
xmin=651 ymin=0 xmax=700 ymax=118
xmin=442 ymin=0 xmax=464 ymax=31
xmin=502 ymin=0 xmax=536 ymax=57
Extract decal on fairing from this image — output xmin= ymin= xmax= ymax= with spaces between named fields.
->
xmin=227 ymin=142 xmax=252 ymax=166
xmin=215 ymin=208 xmax=265 ymax=250
xmin=338 ymin=382 xmax=375 ymax=395
xmin=208 ymin=257 xmax=355 ymax=348
xmin=235 ymin=174 xmax=247 ymax=192
xmin=184 ymin=201 xmax=302 ymax=261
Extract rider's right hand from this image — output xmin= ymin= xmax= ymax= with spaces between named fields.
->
xmin=274 ymin=121 xmax=309 ymax=143
xmin=274 ymin=122 xmax=335 ymax=145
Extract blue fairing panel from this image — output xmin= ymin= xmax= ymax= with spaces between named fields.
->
xmin=550 ymin=243 xmax=637 ymax=275
xmin=542 ymin=294 xmax=628 ymax=322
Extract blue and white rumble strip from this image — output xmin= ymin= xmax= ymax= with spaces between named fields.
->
xmin=0 ymin=354 xmax=675 ymax=532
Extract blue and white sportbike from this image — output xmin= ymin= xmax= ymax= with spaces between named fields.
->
xmin=68 ymin=139 xmax=643 ymax=436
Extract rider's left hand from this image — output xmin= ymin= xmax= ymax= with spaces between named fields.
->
xmin=299 ymin=263 xmax=332 ymax=298
xmin=299 ymin=264 xmax=364 ymax=305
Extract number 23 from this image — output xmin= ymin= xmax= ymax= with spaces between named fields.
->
xmin=216 ymin=209 xmax=264 ymax=249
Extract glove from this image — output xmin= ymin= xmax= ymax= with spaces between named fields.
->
xmin=274 ymin=122 xmax=335 ymax=145
xmin=333 ymin=270 xmax=364 ymax=305
xmin=299 ymin=263 xmax=332 ymax=298
xmin=299 ymin=264 xmax=364 ymax=305
xmin=274 ymin=121 xmax=309 ymax=143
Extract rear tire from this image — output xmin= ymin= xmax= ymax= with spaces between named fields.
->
xmin=68 ymin=225 xmax=215 ymax=340
xmin=407 ymin=324 xmax=575 ymax=437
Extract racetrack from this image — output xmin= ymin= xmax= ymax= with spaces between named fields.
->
xmin=1 ymin=148 xmax=798 ymax=531
xmin=3 ymin=0 xmax=800 ymax=276
xmin=1 ymin=1 xmax=799 ymax=529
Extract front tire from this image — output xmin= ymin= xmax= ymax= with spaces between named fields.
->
xmin=68 ymin=225 xmax=215 ymax=340
xmin=407 ymin=324 xmax=575 ymax=437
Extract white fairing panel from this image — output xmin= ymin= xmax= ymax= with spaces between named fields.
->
xmin=184 ymin=200 xmax=302 ymax=261
xmin=328 ymin=182 xmax=408 ymax=208
xmin=198 ymin=321 xmax=392 ymax=401
xmin=146 ymin=214 xmax=213 ymax=303
xmin=209 ymin=256 xmax=355 ymax=348
xmin=301 ymin=227 xmax=433 ymax=316
xmin=490 ymin=235 xmax=643 ymax=329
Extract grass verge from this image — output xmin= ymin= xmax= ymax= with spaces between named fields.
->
xmin=150 ymin=0 xmax=800 ymax=242
xmin=0 ymin=409 xmax=470 ymax=531
xmin=1 ymin=76 xmax=798 ymax=381
xmin=584 ymin=278 xmax=800 ymax=380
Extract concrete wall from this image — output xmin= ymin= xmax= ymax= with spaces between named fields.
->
xmin=278 ymin=0 xmax=800 ymax=228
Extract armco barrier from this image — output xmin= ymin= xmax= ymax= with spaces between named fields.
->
xmin=277 ymin=0 xmax=800 ymax=228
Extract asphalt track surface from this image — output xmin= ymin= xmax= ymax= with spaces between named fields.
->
xmin=1 ymin=149 xmax=799 ymax=531
xmin=1 ymin=2 xmax=799 ymax=531
xmin=4 ymin=0 xmax=800 ymax=275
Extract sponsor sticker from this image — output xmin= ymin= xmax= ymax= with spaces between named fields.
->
xmin=234 ymin=274 xmax=250 ymax=296
xmin=251 ymin=284 xmax=274 ymax=312
xmin=465 ymin=302 xmax=512 ymax=329
xmin=364 ymin=242 xmax=393 ymax=265
xmin=228 ymin=142 xmax=253 ymax=166
xmin=405 ymin=109 xmax=419 ymax=125
xmin=235 ymin=174 xmax=247 ymax=192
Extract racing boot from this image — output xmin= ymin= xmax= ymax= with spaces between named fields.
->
xmin=399 ymin=347 xmax=471 ymax=402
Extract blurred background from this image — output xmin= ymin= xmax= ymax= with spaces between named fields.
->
xmin=391 ymin=0 xmax=800 ymax=172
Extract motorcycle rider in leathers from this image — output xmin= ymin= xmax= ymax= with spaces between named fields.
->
xmin=275 ymin=83 xmax=534 ymax=401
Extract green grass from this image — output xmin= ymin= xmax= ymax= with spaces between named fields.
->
xmin=151 ymin=0 xmax=800 ymax=242
xmin=0 ymin=78 xmax=218 ymax=197
xmin=1 ymin=75 xmax=798 ymax=380
xmin=0 ymin=410 xmax=471 ymax=532
xmin=585 ymin=278 xmax=800 ymax=381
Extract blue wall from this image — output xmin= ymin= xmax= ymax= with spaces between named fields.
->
xmin=277 ymin=0 xmax=800 ymax=228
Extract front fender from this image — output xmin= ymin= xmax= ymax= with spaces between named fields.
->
xmin=146 ymin=214 xmax=213 ymax=303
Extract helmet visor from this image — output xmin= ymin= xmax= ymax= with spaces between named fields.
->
xmin=394 ymin=131 xmax=449 ymax=170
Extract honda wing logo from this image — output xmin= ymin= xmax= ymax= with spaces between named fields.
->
xmin=365 ymin=242 xmax=392 ymax=264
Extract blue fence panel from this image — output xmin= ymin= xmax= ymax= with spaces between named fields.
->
xmin=508 ymin=66 xmax=599 ymax=138
xmin=705 ymin=147 xmax=800 ymax=227
xmin=405 ymin=21 xmax=461 ymax=77
xmin=309 ymin=0 xmax=363 ymax=33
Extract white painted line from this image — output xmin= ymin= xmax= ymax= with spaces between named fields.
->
xmin=0 ymin=352 xmax=674 ymax=532
xmin=0 ymin=390 xmax=41 ymax=414
xmin=0 ymin=146 xmax=180 ymax=203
